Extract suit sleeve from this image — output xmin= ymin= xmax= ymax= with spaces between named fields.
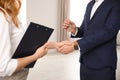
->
xmin=71 ymin=20 xmax=85 ymax=38
xmin=77 ymin=4 xmax=120 ymax=54
xmin=71 ymin=1 xmax=92 ymax=38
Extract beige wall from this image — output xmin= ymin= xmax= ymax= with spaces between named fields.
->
xmin=27 ymin=0 xmax=58 ymax=42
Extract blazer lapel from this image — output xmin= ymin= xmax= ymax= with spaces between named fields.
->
xmin=89 ymin=1 xmax=115 ymax=23
xmin=90 ymin=2 xmax=105 ymax=22
xmin=84 ymin=1 xmax=95 ymax=26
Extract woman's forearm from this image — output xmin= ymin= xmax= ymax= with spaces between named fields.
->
xmin=15 ymin=44 xmax=48 ymax=72
xmin=15 ymin=54 xmax=37 ymax=72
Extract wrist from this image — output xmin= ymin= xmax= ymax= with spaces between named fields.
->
xmin=71 ymin=27 xmax=77 ymax=35
xmin=33 ymin=53 xmax=39 ymax=60
xmin=33 ymin=51 xmax=43 ymax=60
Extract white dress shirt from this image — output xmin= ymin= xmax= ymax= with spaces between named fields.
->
xmin=0 ymin=7 xmax=25 ymax=76
xmin=72 ymin=0 xmax=104 ymax=50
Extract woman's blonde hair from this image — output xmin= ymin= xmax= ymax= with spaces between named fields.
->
xmin=0 ymin=0 xmax=21 ymax=27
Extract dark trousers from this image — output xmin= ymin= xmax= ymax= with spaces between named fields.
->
xmin=80 ymin=64 xmax=116 ymax=80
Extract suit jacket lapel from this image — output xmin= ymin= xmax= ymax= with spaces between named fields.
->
xmin=90 ymin=2 xmax=105 ymax=22
xmin=89 ymin=0 xmax=115 ymax=23
xmin=84 ymin=1 xmax=95 ymax=26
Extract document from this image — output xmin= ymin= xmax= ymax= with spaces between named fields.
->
xmin=12 ymin=22 xmax=54 ymax=68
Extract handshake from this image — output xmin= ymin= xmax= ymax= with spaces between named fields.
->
xmin=35 ymin=19 xmax=78 ymax=58
xmin=45 ymin=40 xmax=75 ymax=54
xmin=34 ymin=40 xmax=77 ymax=59
xmin=45 ymin=19 xmax=78 ymax=54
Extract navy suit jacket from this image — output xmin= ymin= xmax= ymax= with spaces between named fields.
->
xmin=72 ymin=0 xmax=120 ymax=69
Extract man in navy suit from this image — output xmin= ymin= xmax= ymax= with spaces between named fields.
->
xmin=57 ymin=0 xmax=120 ymax=80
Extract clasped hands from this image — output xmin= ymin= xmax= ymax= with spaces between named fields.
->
xmin=35 ymin=19 xmax=77 ymax=58
xmin=45 ymin=40 xmax=75 ymax=54
xmin=44 ymin=19 xmax=77 ymax=54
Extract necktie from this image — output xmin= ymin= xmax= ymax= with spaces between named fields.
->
xmin=85 ymin=0 xmax=95 ymax=24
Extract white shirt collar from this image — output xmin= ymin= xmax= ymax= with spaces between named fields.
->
xmin=95 ymin=0 xmax=104 ymax=2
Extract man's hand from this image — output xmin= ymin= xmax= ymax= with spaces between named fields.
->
xmin=63 ymin=19 xmax=77 ymax=34
xmin=57 ymin=40 xmax=74 ymax=54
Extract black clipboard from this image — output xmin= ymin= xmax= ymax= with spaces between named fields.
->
xmin=12 ymin=22 xmax=54 ymax=68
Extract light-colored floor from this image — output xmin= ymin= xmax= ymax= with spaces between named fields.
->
xmin=27 ymin=50 xmax=80 ymax=80
xmin=27 ymin=48 xmax=120 ymax=80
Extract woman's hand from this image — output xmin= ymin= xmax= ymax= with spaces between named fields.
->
xmin=45 ymin=42 xmax=58 ymax=49
xmin=34 ymin=43 xmax=48 ymax=59
xmin=16 ymin=43 xmax=48 ymax=72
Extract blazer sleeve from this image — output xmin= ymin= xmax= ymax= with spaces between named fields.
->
xmin=77 ymin=4 xmax=120 ymax=54
xmin=71 ymin=20 xmax=85 ymax=38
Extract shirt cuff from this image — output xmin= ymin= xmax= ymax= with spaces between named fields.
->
xmin=71 ymin=28 xmax=78 ymax=36
xmin=78 ymin=45 xmax=80 ymax=51
xmin=76 ymin=40 xmax=80 ymax=51
xmin=5 ymin=59 xmax=18 ymax=76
